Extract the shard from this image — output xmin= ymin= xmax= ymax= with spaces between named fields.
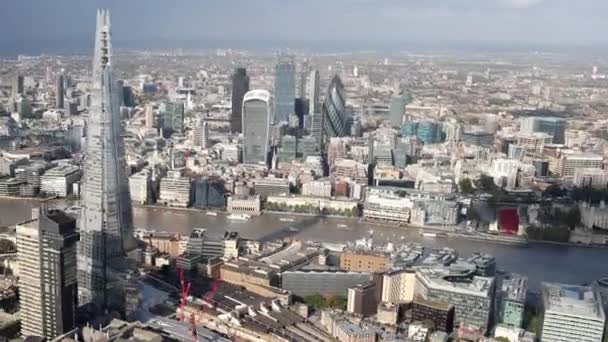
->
xmin=77 ymin=9 xmax=133 ymax=309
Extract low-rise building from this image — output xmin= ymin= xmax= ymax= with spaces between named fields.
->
xmin=159 ymin=171 xmax=191 ymax=207
xmin=0 ymin=178 xmax=25 ymax=196
xmin=282 ymin=270 xmax=372 ymax=297
xmin=40 ymin=165 xmax=81 ymax=197
xmin=498 ymin=275 xmax=528 ymax=328
xmin=227 ymin=195 xmax=261 ymax=215
xmin=301 ymin=179 xmax=333 ymax=198
xmin=254 ymin=176 xmax=290 ymax=197
xmin=341 ymin=249 xmax=390 ymax=273
xmin=129 ymin=170 xmax=152 ymax=204
xmin=573 ymin=168 xmax=608 ymax=189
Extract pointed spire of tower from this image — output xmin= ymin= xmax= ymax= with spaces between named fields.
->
xmin=93 ymin=9 xmax=112 ymax=82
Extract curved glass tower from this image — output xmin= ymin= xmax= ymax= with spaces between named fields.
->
xmin=78 ymin=9 xmax=133 ymax=309
xmin=321 ymin=74 xmax=348 ymax=144
xmin=242 ymin=90 xmax=272 ymax=165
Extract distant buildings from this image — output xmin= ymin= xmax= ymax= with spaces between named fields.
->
xmin=540 ymin=282 xmax=606 ymax=342
xmin=56 ymin=74 xmax=65 ymax=109
xmin=231 ymin=68 xmax=249 ymax=133
xmin=242 ymin=90 xmax=272 ymax=165
xmin=520 ymin=117 xmax=566 ymax=144
xmin=402 ymin=120 xmax=443 ymax=144
xmin=17 ymin=208 xmax=79 ymax=339
xmin=573 ymin=168 xmax=608 ymax=189
xmin=282 ymin=270 xmax=372 ymax=297
xmin=307 ymin=69 xmax=321 ymax=115
xmin=389 ymin=92 xmax=412 ymax=128
xmin=552 ymin=153 xmax=604 ymax=178
xmin=273 ymin=56 xmax=296 ymax=123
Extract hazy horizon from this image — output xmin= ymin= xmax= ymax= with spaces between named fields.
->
xmin=2 ymin=0 xmax=608 ymax=56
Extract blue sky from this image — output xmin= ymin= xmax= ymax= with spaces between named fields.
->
xmin=1 ymin=0 xmax=607 ymax=52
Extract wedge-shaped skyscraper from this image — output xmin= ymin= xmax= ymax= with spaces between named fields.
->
xmin=78 ymin=9 xmax=133 ymax=309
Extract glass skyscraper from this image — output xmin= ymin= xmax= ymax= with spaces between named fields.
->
xmin=231 ymin=68 xmax=250 ymax=133
xmin=273 ymin=56 xmax=295 ymax=123
xmin=78 ymin=9 xmax=133 ymax=310
xmin=389 ymin=92 xmax=412 ymax=128
xmin=321 ymin=74 xmax=348 ymax=144
xmin=242 ymin=90 xmax=272 ymax=165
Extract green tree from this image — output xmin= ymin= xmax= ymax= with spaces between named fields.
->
xmin=459 ymin=178 xmax=475 ymax=194
xmin=475 ymin=174 xmax=498 ymax=193
xmin=304 ymin=294 xmax=327 ymax=309
xmin=494 ymin=337 xmax=511 ymax=342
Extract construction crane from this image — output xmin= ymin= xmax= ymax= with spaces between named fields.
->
xmin=178 ymin=267 xmax=197 ymax=342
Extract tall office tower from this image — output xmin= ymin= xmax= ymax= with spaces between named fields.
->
xmin=242 ymin=90 xmax=272 ymax=165
xmin=12 ymin=75 xmax=24 ymax=96
xmin=18 ymin=208 xmax=79 ymax=339
xmin=321 ymin=74 xmax=348 ymax=144
xmin=144 ymin=104 xmax=155 ymax=129
xmin=192 ymin=119 xmax=209 ymax=148
xmin=78 ymin=9 xmax=133 ymax=309
xmin=231 ymin=68 xmax=249 ymax=133
xmin=298 ymin=61 xmax=310 ymax=99
xmin=56 ymin=74 xmax=65 ymax=109
xmin=389 ymin=92 xmax=412 ymax=128
xmin=159 ymin=102 xmax=185 ymax=137
xmin=273 ymin=56 xmax=296 ymax=123
xmin=307 ymin=69 xmax=321 ymax=115
xmin=310 ymin=112 xmax=324 ymax=149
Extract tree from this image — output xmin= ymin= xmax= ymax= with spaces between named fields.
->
xmin=475 ymin=174 xmax=498 ymax=193
xmin=542 ymin=184 xmax=565 ymax=198
xmin=0 ymin=239 xmax=16 ymax=254
xmin=494 ymin=337 xmax=511 ymax=342
xmin=459 ymin=178 xmax=475 ymax=194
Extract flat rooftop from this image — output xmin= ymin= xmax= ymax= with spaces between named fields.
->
xmin=542 ymin=282 xmax=605 ymax=320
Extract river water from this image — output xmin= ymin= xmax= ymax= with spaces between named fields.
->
xmin=3 ymin=198 xmax=607 ymax=290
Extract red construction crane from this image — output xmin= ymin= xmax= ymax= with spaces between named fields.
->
xmin=178 ymin=267 xmax=192 ymax=322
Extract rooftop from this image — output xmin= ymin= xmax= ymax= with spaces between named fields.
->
xmin=542 ymin=282 xmax=605 ymax=320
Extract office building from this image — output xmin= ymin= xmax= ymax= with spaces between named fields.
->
xmin=553 ymin=153 xmax=604 ymax=178
xmin=389 ymin=92 xmax=411 ymax=128
xmin=340 ymin=249 xmax=389 ymax=273
xmin=40 ymin=165 xmax=81 ymax=197
xmin=254 ymin=176 xmax=290 ymax=197
xmin=322 ymin=75 xmax=349 ymax=142
xmin=227 ymin=195 xmax=261 ymax=215
xmin=462 ymin=127 xmax=494 ymax=147
xmin=0 ymin=178 xmax=25 ymax=196
xmin=520 ymin=117 xmax=566 ymax=144
xmin=573 ymin=168 xmax=608 ymax=189
xmin=273 ymin=56 xmax=296 ymax=123
xmin=17 ymin=208 xmax=79 ymax=339
xmin=242 ymin=89 xmax=272 ymax=165
xmin=231 ymin=68 xmax=250 ymax=133
xmin=415 ymin=266 xmax=496 ymax=332
xmin=281 ymin=270 xmax=372 ymax=297
xmin=541 ymin=282 xmax=606 ymax=342
xmin=144 ymin=104 xmax=155 ymax=129
xmin=402 ymin=121 xmax=443 ymax=144
xmin=192 ymin=178 xmax=225 ymax=208
xmin=159 ymin=171 xmax=191 ymax=207
xmin=12 ymin=75 xmax=24 ymax=96
xmin=382 ymin=269 xmax=417 ymax=304
xmin=79 ymin=9 xmax=133 ymax=309
xmin=56 ymin=74 xmax=65 ymax=109
xmin=302 ymin=179 xmax=333 ymax=198
xmin=515 ymin=132 xmax=553 ymax=153
xmin=499 ymin=275 xmax=528 ymax=328
xmin=347 ymin=282 xmax=378 ymax=317
xmin=129 ymin=170 xmax=152 ymax=204
xmin=192 ymin=119 xmax=210 ymax=148
xmin=159 ymin=102 xmax=184 ymax=137
xmin=411 ymin=296 xmax=455 ymax=333
xmin=307 ymin=69 xmax=321 ymax=115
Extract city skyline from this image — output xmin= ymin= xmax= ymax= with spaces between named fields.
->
xmin=3 ymin=0 xmax=608 ymax=56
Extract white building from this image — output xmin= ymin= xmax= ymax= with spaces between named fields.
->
xmin=227 ymin=195 xmax=261 ymax=215
xmin=382 ymin=269 xmax=416 ymax=304
xmin=579 ymin=202 xmax=608 ymax=231
xmin=40 ymin=165 xmax=81 ymax=197
xmin=489 ymin=159 xmax=536 ymax=190
xmin=552 ymin=153 xmax=604 ymax=178
xmin=573 ymin=168 xmax=608 ymax=189
xmin=301 ymin=179 xmax=333 ymax=198
xmin=129 ymin=170 xmax=152 ymax=204
xmin=541 ymin=282 xmax=605 ymax=342
xmin=159 ymin=171 xmax=191 ymax=207
xmin=363 ymin=192 xmax=413 ymax=223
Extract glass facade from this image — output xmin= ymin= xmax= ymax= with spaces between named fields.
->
xmin=159 ymin=102 xmax=185 ymax=137
xmin=231 ymin=68 xmax=249 ymax=133
xmin=322 ymin=75 xmax=348 ymax=143
xmin=273 ymin=57 xmax=295 ymax=123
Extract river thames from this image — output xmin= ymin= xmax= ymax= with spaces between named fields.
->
xmin=2 ymin=198 xmax=607 ymax=290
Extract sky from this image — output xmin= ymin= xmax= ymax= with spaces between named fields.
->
xmin=1 ymin=0 xmax=607 ymax=54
